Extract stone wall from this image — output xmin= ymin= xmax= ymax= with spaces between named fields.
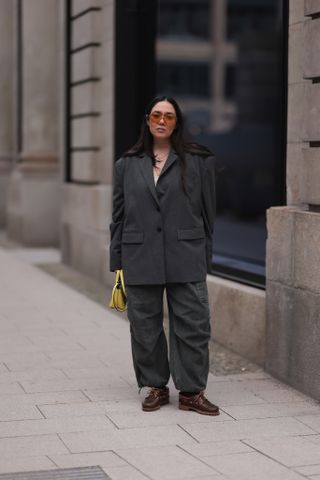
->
xmin=208 ymin=277 xmax=266 ymax=366
xmin=266 ymin=0 xmax=320 ymax=400
xmin=61 ymin=0 xmax=114 ymax=285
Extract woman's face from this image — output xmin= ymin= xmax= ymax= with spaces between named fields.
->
xmin=147 ymin=100 xmax=177 ymax=142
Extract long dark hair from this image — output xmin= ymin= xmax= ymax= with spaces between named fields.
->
xmin=124 ymin=95 xmax=214 ymax=192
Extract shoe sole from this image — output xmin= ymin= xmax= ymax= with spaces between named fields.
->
xmin=142 ymin=398 xmax=169 ymax=412
xmin=179 ymin=404 xmax=220 ymax=416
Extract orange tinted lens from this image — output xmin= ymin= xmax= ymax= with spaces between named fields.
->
xmin=150 ymin=112 xmax=162 ymax=123
xmin=149 ymin=112 xmax=176 ymax=125
xmin=163 ymin=113 xmax=176 ymax=124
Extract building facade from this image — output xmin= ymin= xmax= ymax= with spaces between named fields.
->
xmin=0 ymin=0 xmax=319 ymax=400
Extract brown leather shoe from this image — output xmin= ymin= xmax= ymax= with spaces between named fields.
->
xmin=142 ymin=386 xmax=169 ymax=412
xmin=179 ymin=391 xmax=220 ymax=416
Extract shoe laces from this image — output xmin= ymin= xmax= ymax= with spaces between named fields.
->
xmin=146 ymin=387 xmax=166 ymax=399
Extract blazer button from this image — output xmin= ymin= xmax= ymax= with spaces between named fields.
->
xmin=157 ymin=227 xmax=162 ymax=232
xmin=156 ymin=206 xmax=160 ymax=212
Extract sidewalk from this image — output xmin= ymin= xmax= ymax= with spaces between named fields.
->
xmin=0 ymin=247 xmax=320 ymax=480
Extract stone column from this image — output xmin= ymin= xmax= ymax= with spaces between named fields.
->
xmin=0 ymin=1 xmax=14 ymax=227
xmin=61 ymin=0 xmax=115 ymax=284
xmin=6 ymin=0 xmax=60 ymax=245
xmin=266 ymin=0 xmax=320 ymax=400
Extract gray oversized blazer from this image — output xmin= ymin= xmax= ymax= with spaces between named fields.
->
xmin=109 ymin=149 xmax=216 ymax=285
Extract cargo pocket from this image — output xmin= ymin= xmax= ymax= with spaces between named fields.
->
xmin=195 ymin=281 xmax=209 ymax=304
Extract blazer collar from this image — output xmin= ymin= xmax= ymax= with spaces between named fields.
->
xmin=138 ymin=154 xmax=160 ymax=206
xmin=159 ymin=148 xmax=178 ymax=178
xmin=138 ymin=149 xmax=178 ymax=206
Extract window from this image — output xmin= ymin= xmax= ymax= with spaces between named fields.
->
xmin=158 ymin=0 xmax=210 ymax=40
xmin=157 ymin=61 xmax=210 ymax=98
xmin=227 ymin=1 xmax=276 ymax=40
xmin=156 ymin=0 xmax=286 ymax=288
xmin=225 ymin=64 xmax=236 ymax=99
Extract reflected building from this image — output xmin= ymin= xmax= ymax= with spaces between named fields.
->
xmin=157 ymin=0 xmax=284 ymax=283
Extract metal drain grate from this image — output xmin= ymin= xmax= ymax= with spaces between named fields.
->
xmin=0 ymin=466 xmax=111 ymax=480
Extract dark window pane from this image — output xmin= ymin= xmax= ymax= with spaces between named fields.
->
xmin=225 ymin=64 xmax=236 ymax=99
xmin=227 ymin=0 xmax=277 ymax=40
xmin=157 ymin=62 xmax=210 ymax=97
xmin=158 ymin=0 xmax=210 ymax=39
xmin=157 ymin=0 xmax=286 ymax=288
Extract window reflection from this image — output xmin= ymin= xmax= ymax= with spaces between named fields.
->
xmin=158 ymin=0 xmax=210 ymax=40
xmin=156 ymin=0 xmax=285 ymax=286
xmin=158 ymin=62 xmax=210 ymax=97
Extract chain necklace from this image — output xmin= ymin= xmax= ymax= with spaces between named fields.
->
xmin=154 ymin=150 xmax=169 ymax=171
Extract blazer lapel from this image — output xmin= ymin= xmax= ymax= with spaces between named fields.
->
xmin=138 ymin=154 xmax=160 ymax=206
xmin=158 ymin=148 xmax=178 ymax=179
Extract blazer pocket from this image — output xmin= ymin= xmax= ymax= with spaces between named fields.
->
xmin=178 ymin=227 xmax=205 ymax=240
xmin=122 ymin=231 xmax=144 ymax=244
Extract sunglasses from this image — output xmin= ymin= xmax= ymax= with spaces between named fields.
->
xmin=148 ymin=111 xmax=177 ymax=126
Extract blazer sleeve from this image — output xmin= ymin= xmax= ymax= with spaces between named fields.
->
xmin=109 ymin=157 xmax=125 ymax=271
xmin=199 ymin=155 xmax=216 ymax=273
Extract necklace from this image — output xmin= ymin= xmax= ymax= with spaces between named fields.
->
xmin=153 ymin=148 xmax=169 ymax=174
xmin=154 ymin=151 xmax=169 ymax=163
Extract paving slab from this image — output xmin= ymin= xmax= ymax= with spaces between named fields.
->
xmin=0 ymin=402 xmax=44 ymax=421
xmin=205 ymin=388 xmax=266 ymax=406
xmin=0 ymin=364 xmax=8 ymax=374
xmin=0 ymin=391 xmax=88 ymax=407
xmin=0 ymin=368 xmax=67 ymax=384
xmin=114 ymin=445 xmax=219 ymax=480
xmin=181 ymin=417 xmax=315 ymax=442
xmin=101 ymin=464 xmax=150 ymax=480
xmin=178 ymin=440 xmax=253 ymax=457
xmin=243 ymin=435 xmax=320 ymax=467
xmin=105 ymin=407 xmax=231 ymax=428
xmin=5 ymin=353 xmax=104 ymax=378
xmin=203 ymin=451 xmax=305 ymax=479
xmin=20 ymin=376 xmax=130 ymax=393
xmin=254 ymin=388 xmax=314 ymax=403
xmin=222 ymin=401 xmax=320 ymax=419
xmin=294 ymin=464 xmax=320 ymax=476
xmin=0 ymin=352 xmax=49 ymax=367
xmin=0 ymin=434 xmax=68 ymax=457
xmin=38 ymin=401 xmax=118 ymax=418
xmin=61 ymin=366 xmax=128 ymax=380
xmin=48 ymin=451 xmax=127 ymax=469
xmin=60 ymin=425 xmax=197 ymax=452
xmin=295 ymin=415 xmax=320 ymax=432
xmin=0 ymin=415 xmax=113 ymax=438
xmin=0 ymin=383 xmax=25 ymax=395
xmin=82 ymin=386 xmax=138 ymax=402
xmin=175 ymin=476 xmax=224 ymax=480
xmin=304 ymin=434 xmax=320 ymax=444
xmin=0 ymin=456 xmax=56 ymax=474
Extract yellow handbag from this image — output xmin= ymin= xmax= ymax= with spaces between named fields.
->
xmin=109 ymin=269 xmax=127 ymax=312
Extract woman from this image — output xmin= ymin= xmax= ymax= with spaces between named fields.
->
xmin=109 ymin=95 xmax=219 ymax=416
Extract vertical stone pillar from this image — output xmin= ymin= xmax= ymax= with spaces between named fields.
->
xmin=266 ymin=0 xmax=320 ymax=400
xmin=6 ymin=0 xmax=60 ymax=245
xmin=61 ymin=0 xmax=115 ymax=284
xmin=0 ymin=1 xmax=14 ymax=227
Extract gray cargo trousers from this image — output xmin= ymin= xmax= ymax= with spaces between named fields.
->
xmin=126 ymin=281 xmax=211 ymax=392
